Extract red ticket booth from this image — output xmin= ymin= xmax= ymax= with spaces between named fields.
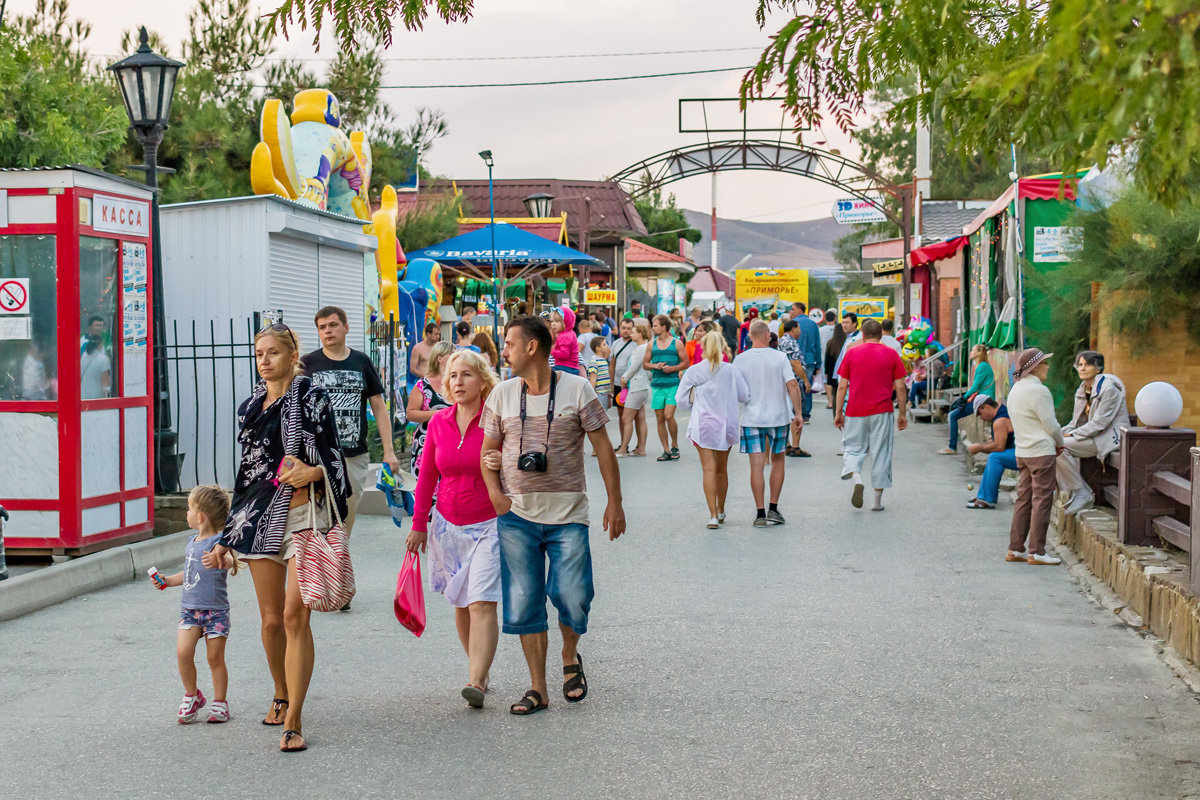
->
xmin=0 ymin=167 xmax=156 ymax=553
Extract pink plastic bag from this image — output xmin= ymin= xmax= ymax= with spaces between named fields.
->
xmin=394 ymin=551 xmax=426 ymax=637
xmin=617 ymin=387 xmax=629 ymax=406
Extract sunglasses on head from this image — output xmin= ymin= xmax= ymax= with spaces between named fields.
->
xmin=258 ymin=322 xmax=296 ymax=342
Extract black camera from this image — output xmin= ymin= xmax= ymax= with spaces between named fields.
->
xmin=517 ymin=451 xmax=548 ymax=472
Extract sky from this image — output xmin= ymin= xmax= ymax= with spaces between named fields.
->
xmin=12 ymin=0 xmax=866 ymax=223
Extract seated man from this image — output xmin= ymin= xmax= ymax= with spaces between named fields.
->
xmin=966 ymin=395 xmax=1015 ymax=509
xmin=1058 ymin=350 xmax=1130 ymax=515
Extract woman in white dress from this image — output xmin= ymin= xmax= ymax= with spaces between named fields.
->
xmin=615 ymin=319 xmax=651 ymax=457
xmin=675 ymin=331 xmax=750 ymax=528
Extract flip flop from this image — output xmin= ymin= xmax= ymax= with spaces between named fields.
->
xmin=966 ymin=499 xmax=995 ymax=509
xmin=656 ymin=451 xmax=672 ymax=461
xmin=280 ymin=729 xmax=307 ymax=752
xmin=461 ymin=684 xmax=485 ymax=709
xmin=262 ymin=698 xmax=288 ymax=726
xmin=510 ymin=689 xmax=548 ymax=716
xmin=563 ymin=654 xmax=588 ymax=703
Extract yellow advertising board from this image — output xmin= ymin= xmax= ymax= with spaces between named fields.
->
xmin=584 ymin=289 xmax=618 ymax=305
xmin=838 ymin=296 xmax=890 ymax=320
xmin=734 ymin=269 xmax=808 ymax=320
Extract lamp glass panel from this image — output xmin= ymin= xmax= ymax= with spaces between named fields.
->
xmin=159 ymin=68 xmax=178 ymax=121
xmin=117 ymin=69 xmax=140 ymax=123
xmin=141 ymin=66 xmax=163 ymax=123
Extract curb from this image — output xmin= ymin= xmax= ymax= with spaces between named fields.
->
xmin=0 ymin=530 xmax=194 ymax=623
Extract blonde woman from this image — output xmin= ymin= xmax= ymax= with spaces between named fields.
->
xmin=675 ymin=331 xmax=749 ymax=528
xmin=211 ymin=323 xmax=349 ymax=752
xmin=407 ymin=341 xmax=455 ymax=476
xmin=406 ymin=350 xmax=502 ymax=708
xmin=616 ymin=319 xmax=651 ymax=456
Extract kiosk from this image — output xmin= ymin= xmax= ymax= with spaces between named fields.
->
xmin=0 ymin=167 xmax=156 ymax=553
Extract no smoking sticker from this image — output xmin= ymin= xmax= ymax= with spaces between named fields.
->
xmin=0 ymin=279 xmax=29 ymax=314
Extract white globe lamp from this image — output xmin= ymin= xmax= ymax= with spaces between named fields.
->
xmin=1134 ymin=381 xmax=1183 ymax=428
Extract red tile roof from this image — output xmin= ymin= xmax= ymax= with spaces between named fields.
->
xmin=457 ymin=220 xmax=563 ymax=241
xmin=624 ymin=237 xmax=691 ymax=264
xmin=428 ymin=178 xmax=647 ymax=239
xmin=688 ymin=265 xmax=733 ymax=295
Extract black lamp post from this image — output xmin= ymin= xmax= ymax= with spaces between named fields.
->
xmin=478 ymin=150 xmax=500 ymax=365
xmin=108 ymin=27 xmax=185 ymax=493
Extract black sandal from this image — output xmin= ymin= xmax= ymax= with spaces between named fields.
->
xmin=563 ymin=654 xmax=588 ymax=703
xmin=262 ymin=698 xmax=288 ymax=726
xmin=280 ymin=729 xmax=307 ymax=752
xmin=656 ymin=451 xmax=672 ymax=461
xmin=509 ymin=689 xmax=548 ymax=716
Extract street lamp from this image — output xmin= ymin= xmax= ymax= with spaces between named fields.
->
xmin=523 ymin=192 xmax=554 ymax=218
xmin=108 ymin=27 xmax=185 ymax=492
xmin=478 ymin=150 xmax=500 ymax=368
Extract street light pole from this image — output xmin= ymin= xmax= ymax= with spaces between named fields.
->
xmin=108 ymin=27 xmax=185 ymax=493
xmin=479 ymin=150 xmax=499 ymax=369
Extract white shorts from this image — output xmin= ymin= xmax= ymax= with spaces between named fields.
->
xmin=241 ymin=502 xmax=329 ymax=565
xmin=624 ymin=389 xmax=649 ymax=410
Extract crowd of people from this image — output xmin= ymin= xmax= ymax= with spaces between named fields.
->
xmin=156 ymin=294 xmax=1130 ymax=753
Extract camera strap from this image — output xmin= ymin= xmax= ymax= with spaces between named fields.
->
xmin=519 ymin=371 xmax=558 ymax=454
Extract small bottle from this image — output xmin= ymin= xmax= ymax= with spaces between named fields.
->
xmin=147 ymin=566 xmax=167 ymax=590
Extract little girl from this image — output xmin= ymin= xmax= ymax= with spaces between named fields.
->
xmin=549 ymin=307 xmax=580 ymax=375
xmin=154 ymin=485 xmax=236 ymax=724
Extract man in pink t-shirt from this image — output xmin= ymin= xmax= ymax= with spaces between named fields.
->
xmin=835 ymin=318 xmax=909 ymax=511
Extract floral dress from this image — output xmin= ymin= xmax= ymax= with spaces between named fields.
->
xmin=410 ymin=377 xmax=450 ymax=476
xmin=221 ymin=376 xmax=349 ymax=555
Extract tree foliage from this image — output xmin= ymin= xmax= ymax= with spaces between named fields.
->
xmin=743 ymin=0 xmax=1200 ymax=204
xmin=0 ymin=1 xmax=128 ymax=168
xmin=630 ymin=174 xmax=702 ymax=257
xmin=266 ymin=0 xmax=473 ymax=48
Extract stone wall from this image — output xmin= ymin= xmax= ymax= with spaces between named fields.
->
xmin=1093 ymin=300 xmax=1200 ymax=430
xmin=1056 ymin=505 xmax=1200 ymax=667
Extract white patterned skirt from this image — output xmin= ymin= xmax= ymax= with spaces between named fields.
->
xmin=427 ymin=509 xmax=501 ymax=608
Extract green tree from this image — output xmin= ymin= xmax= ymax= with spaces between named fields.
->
xmin=743 ymin=0 xmax=1200 ymax=205
xmin=630 ymin=174 xmax=702 ymax=256
xmin=0 ymin=1 xmax=127 ymax=168
xmin=266 ymin=0 xmax=473 ymax=47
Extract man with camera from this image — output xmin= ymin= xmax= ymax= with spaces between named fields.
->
xmin=481 ymin=316 xmax=626 ymax=716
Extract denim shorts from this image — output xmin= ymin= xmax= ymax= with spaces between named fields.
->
xmin=497 ymin=511 xmax=594 ymax=635
xmin=179 ymin=608 xmax=230 ymax=639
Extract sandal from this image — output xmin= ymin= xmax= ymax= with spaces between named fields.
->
xmin=510 ymin=689 xmax=548 ymax=716
xmin=280 ymin=729 xmax=307 ymax=752
xmin=262 ymin=698 xmax=288 ymax=726
xmin=563 ymin=654 xmax=588 ymax=703
xmin=936 ymin=448 xmax=958 ymax=455
xmin=670 ymin=446 xmax=680 ymax=459
xmin=966 ymin=498 xmax=995 ymax=509
xmin=656 ymin=451 xmax=672 ymax=461
xmin=461 ymin=684 xmax=486 ymax=709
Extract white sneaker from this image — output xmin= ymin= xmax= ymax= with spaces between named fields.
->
xmin=206 ymin=700 xmax=231 ymax=723
xmin=1027 ymin=552 xmax=1062 ymax=565
xmin=1063 ymin=489 xmax=1094 ymax=515
xmin=1005 ymin=550 xmax=1028 ymax=562
xmin=706 ymin=518 xmax=720 ymax=529
xmin=717 ymin=511 xmax=726 ymax=524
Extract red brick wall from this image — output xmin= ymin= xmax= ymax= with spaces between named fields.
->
xmin=1095 ymin=305 xmax=1200 ymax=430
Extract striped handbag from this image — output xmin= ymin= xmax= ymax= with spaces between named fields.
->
xmin=294 ymin=468 xmax=356 ymax=612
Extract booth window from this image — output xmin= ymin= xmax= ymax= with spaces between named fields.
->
xmin=0 ymin=235 xmax=57 ymax=401
xmin=79 ymin=236 xmax=120 ymax=399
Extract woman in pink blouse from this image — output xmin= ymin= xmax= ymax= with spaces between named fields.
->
xmin=406 ymin=349 xmax=501 ymax=708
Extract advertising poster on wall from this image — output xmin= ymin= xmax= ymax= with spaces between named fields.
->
xmin=657 ymin=280 xmax=675 ymax=315
xmin=735 ymin=269 xmax=808 ymax=320
xmin=1032 ymin=226 xmax=1083 ymax=262
xmin=121 ymin=241 xmax=149 ymax=396
xmin=837 ymin=296 xmax=890 ymax=321
xmin=674 ymin=282 xmax=686 ymax=310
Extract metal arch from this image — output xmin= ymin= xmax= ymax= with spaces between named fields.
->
xmin=611 ymin=139 xmax=906 ymax=228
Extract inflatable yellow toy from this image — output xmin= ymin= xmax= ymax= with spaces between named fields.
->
xmin=373 ymin=185 xmax=402 ymax=322
xmin=250 ymin=89 xmax=371 ymax=221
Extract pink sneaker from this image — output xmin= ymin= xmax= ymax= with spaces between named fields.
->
xmin=178 ymin=689 xmax=207 ymax=724
xmin=206 ymin=700 xmax=231 ymax=723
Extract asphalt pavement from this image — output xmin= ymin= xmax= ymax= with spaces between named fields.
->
xmin=3 ymin=400 xmax=1200 ymax=799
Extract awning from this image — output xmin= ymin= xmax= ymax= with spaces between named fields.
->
xmin=908 ymin=236 xmax=968 ymax=268
xmin=546 ymin=278 xmax=567 ymax=292
xmin=961 ymin=177 xmax=1079 ymax=237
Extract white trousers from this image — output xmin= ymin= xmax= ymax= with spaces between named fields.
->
xmin=841 ymin=412 xmax=895 ymax=489
xmin=1055 ymin=436 xmax=1098 ymax=495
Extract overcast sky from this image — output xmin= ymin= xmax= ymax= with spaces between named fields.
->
xmin=14 ymin=0 xmax=867 ymax=222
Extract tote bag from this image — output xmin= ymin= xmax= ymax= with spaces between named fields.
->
xmin=293 ymin=469 xmax=356 ymax=612
xmin=394 ymin=550 xmax=426 ymax=637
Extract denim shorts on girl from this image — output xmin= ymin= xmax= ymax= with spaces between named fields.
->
xmin=179 ymin=608 xmax=231 ymax=639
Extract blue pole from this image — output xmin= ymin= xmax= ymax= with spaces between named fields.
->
xmin=488 ymin=163 xmax=500 ymax=367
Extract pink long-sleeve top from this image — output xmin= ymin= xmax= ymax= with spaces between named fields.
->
xmin=550 ymin=307 xmax=580 ymax=371
xmin=410 ymin=405 xmax=495 ymax=533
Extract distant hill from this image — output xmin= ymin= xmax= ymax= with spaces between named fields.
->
xmin=682 ymin=209 xmax=847 ymax=278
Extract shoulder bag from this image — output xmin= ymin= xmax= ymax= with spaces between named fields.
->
xmin=293 ymin=467 xmax=356 ymax=612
